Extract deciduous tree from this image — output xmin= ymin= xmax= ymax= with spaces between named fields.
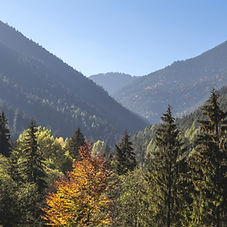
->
xmin=42 ymin=143 xmax=112 ymax=226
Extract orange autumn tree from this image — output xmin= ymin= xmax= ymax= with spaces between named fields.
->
xmin=42 ymin=143 xmax=112 ymax=226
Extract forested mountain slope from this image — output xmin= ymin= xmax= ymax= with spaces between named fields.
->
xmin=131 ymin=86 xmax=227 ymax=162
xmin=0 ymin=21 xmax=148 ymax=142
xmin=90 ymin=72 xmax=137 ymax=95
xmin=114 ymin=41 xmax=227 ymax=123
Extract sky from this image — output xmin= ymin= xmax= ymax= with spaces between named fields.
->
xmin=0 ymin=0 xmax=227 ymax=76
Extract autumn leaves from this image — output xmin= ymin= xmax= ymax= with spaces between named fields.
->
xmin=43 ymin=143 xmax=112 ymax=225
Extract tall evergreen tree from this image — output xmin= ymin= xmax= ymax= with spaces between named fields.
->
xmin=19 ymin=120 xmax=47 ymax=193
xmin=0 ymin=112 xmax=11 ymax=157
xmin=15 ymin=120 xmax=48 ymax=224
xmin=113 ymin=131 xmax=136 ymax=175
xmin=149 ymin=106 xmax=185 ymax=227
xmin=188 ymin=90 xmax=227 ymax=226
xmin=67 ymin=128 xmax=85 ymax=160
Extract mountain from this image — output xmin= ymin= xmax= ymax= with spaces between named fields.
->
xmin=0 ymin=21 xmax=148 ymax=142
xmin=113 ymin=41 xmax=227 ymax=123
xmin=89 ymin=72 xmax=137 ymax=96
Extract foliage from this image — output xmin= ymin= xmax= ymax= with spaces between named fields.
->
xmin=0 ymin=88 xmax=227 ymax=226
xmin=148 ymin=106 xmax=186 ymax=226
xmin=17 ymin=120 xmax=47 ymax=192
xmin=92 ymin=140 xmax=107 ymax=157
xmin=66 ymin=128 xmax=85 ymax=160
xmin=113 ymin=168 xmax=151 ymax=226
xmin=42 ymin=143 xmax=112 ymax=226
xmin=113 ymin=131 xmax=136 ymax=175
xmin=188 ymin=90 xmax=227 ymax=226
xmin=0 ymin=112 xmax=11 ymax=157
xmin=0 ymin=154 xmax=18 ymax=226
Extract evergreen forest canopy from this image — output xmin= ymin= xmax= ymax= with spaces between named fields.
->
xmin=0 ymin=21 xmax=148 ymax=143
xmin=0 ymin=89 xmax=226 ymax=226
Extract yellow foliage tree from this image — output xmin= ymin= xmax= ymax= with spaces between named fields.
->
xmin=42 ymin=143 xmax=112 ymax=226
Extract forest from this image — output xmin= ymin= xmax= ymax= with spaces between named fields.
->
xmin=0 ymin=89 xmax=226 ymax=226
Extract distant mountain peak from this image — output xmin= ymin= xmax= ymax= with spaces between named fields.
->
xmin=90 ymin=72 xmax=138 ymax=95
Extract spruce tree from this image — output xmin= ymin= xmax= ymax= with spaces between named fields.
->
xmin=0 ymin=112 xmax=11 ymax=157
xmin=149 ymin=106 xmax=185 ymax=227
xmin=188 ymin=90 xmax=227 ymax=226
xmin=19 ymin=120 xmax=47 ymax=193
xmin=67 ymin=128 xmax=85 ymax=160
xmin=113 ymin=131 xmax=136 ymax=175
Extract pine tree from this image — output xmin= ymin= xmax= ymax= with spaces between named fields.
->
xmin=113 ymin=131 xmax=136 ymax=175
xmin=149 ymin=106 xmax=185 ymax=227
xmin=188 ymin=90 xmax=227 ymax=226
xmin=67 ymin=128 xmax=85 ymax=160
xmin=19 ymin=120 xmax=47 ymax=193
xmin=0 ymin=112 xmax=11 ymax=157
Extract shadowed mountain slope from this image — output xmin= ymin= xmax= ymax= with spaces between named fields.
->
xmin=0 ymin=21 xmax=148 ymax=143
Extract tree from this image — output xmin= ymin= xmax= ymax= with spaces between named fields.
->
xmin=113 ymin=168 xmax=151 ymax=227
xmin=66 ymin=128 xmax=85 ymax=160
xmin=0 ymin=154 xmax=18 ymax=226
xmin=92 ymin=140 xmax=107 ymax=157
xmin=188 ymin=90 xmax=227 ymax=226
xmin=0 ymin=112 xmax=11 ymax=157
xmin=15 ymin=120 xmax=48 ymax=224
xmin=18 ymin=120 xmax=47 ymax=192
xmin=149 ymin=106 xmax=186 ymax=227
xmin=113 ymin=131 xmax=136 ymax=175
xmin=42 ymin=143 xmax=112 ymax=226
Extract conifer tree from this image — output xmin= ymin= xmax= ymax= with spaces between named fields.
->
xmin=188 ymin=90 xmax=227 ymax=226
xmin=113 ymin=131 xmax=136 ymax=175
xmin=19 ymin=120 xmax=47 ymax=193
xmin=67 ymin=128 xmax=85 ymax=160
xmin=0 ymin=154 xmax=19 ymax=226
xmin=0 ymin=112 xmax=11 ymax=157
xmin=149 ymin=106 xmax=185 ymax=227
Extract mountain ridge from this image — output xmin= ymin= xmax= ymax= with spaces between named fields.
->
xmin=0 ymin=21 xmax=148 ymax=142
xmin=113 ymin=40 xmax=227 ymax=122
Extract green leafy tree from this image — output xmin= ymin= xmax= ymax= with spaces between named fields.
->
xmin=149 ymin=106 xmax=186 ymax=227
xmin=91 ymin=140 xmax=107 ymax=157
xmin=113 ymin=131 xmax=136 ymax=175
xmin=113 ymin=168 xmax=151 ymax=227
xmin=0 ymin=112 xmax=11 ymax=157
xmin=188 ymin=90 xmax=227 ymax=226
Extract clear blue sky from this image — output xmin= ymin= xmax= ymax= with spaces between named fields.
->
xmin=1 ymin=0 xmax=227 ymax=76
